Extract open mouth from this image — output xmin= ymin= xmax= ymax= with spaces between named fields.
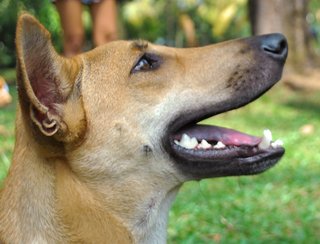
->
xmin=165 ymin=109 xmax=285 ymax=179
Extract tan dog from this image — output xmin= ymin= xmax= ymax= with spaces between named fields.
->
xmin=0 ymin=14 xmax=287 ymax=243
xmin=0 ymin=76 xmax=12 ymax=107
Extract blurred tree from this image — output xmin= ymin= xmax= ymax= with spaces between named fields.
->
xmin=249 ymin=0 xmax=320 ymax=90
xmin=0 ymin=0 xmax=62 ymax=69
xmin=0 ymin=1 xmax=18 ymax=68
xmin=121 ymin=0 xmax=250 ymax=47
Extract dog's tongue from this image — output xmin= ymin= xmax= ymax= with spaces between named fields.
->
xmin=175 ymin=125 xmax=261 ymax=146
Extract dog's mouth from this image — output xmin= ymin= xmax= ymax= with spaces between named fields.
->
xmin=165 ymin=106 xmax=285 ymax=179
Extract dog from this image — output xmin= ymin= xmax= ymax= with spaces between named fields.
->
xmin=0 ymin=14 xmax=287 ymax=243
xmin=0 ymin=76 xmax=12 ymax=107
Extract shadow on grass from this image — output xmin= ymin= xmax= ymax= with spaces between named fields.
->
xmin=284 ymin=99 xmax=320 ymax=116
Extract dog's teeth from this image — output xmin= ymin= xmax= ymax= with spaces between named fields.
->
xmin=271 ymin=139 xmax=283 ymax=149
xmin=258 ymin=129 xmax=272 ymax=150
xmin=179 ymin=134 xmax=198 ymax=149
xmin=198 ymin=139 xmax=212 ymax=149
xmin=213 ymin=141 xmax=226 ymax=149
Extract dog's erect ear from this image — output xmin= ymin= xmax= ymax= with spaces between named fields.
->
xmin=16 ymin=14 xmax=85 ymax=142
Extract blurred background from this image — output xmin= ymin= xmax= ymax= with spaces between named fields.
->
xmin=0 ymin=0 xmax=320 ymax=243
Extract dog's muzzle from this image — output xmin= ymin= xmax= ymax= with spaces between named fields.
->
xmin=163 ymin=33 xmax=288 ymax=180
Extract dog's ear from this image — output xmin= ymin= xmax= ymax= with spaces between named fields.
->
xmin=16 ymin=14 xmax=86 ymax=142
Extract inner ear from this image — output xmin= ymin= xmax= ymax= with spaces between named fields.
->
xmin=23 ymin=44 xmax=65 ymax=136
xmin=16 ymin=14 xmax=81 ymax=137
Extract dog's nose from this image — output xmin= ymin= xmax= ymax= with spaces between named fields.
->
xmin=261 ymin=34 xmax=288 ymax=61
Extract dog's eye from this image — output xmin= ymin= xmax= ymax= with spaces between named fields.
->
xmin=131 ymin=53 xmax=161 ymax=74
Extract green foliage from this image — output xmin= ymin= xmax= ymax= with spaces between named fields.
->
xmin=0 ymin=0 xmax=62 ymax=68
xmin=0 ymin=1 xmax=18 ymax=68
xmin=309 ymin=0 xmax=320 ymax=54
xmin=121 ymin=0 xmax=250 ymax=46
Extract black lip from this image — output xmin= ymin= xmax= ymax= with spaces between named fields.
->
xmin=170 ymin=143 xmax=284 ymax=179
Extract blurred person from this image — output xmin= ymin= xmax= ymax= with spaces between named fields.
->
xmin=54 ymin=0 xmax=118 ymax=57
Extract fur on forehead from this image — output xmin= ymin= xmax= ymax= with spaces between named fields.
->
xmin=130 ymin=40 xmax=149 ymax=51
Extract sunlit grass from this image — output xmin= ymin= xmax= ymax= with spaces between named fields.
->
xmin=0 ymin=84 xmax=319 ymax=242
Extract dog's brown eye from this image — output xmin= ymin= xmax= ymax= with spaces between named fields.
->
xmin=131 ymin=53 xmax=161 ymax=74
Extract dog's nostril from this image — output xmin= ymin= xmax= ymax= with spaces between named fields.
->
xmin=261 ymin=33 xmax=288 ymax=60
xmin=263 ymin=39 xmax=286 ymax=54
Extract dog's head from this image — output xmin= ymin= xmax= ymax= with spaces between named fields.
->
xmin=16 ymin=14 xmax=287 ymax=196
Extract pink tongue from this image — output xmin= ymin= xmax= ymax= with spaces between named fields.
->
xmin=175 ymin=125 xmax=261 ymax=146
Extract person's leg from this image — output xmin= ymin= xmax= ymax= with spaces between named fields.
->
xmin=55 ymin=0 xmax=84 ymax=57
xmin=90 ymin=0 xmax=118 ymax=46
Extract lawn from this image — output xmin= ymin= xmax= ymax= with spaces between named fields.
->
xmin=1 ymin=83 xmax=319 ymax=243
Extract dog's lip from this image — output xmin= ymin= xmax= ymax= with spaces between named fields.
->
xmin=169 ymin=140 xmax=284 ymax=178
xmin=164 ymin=112 xmax=284 ymax=178
xmin=170 ymin=139 xmax=284 ymax=160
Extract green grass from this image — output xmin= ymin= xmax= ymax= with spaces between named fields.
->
xmin=1 ymin=84 xmax=320 ymax=243
xmin=0 ymin=84 xmax=16 ymax=185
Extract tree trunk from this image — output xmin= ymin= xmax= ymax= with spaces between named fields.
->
xmin=248 ymin=0 xmax=320 ymax=90
xmin=249 ymin=0 xmax=320 ymax=90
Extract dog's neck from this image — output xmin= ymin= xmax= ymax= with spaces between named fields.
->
xmin=128 ymin=186 xmax=179 ymax=244
xmin=57 ymin=159 xmax=179 ymax=244
xmin=66 ymin=154 xmax=181 ymax=244
xmin=0 ymin=115 xmax=65 ymax=243
xmin=0 ymin=115 xmax=179 ymax=243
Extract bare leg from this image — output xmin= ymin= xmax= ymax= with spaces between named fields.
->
xmin=90 ymin=0 xmax=118 ymax=46
xmin=55 ymin=0 xmax=84 ymax=57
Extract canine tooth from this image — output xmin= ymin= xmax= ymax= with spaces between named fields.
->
xmin=258 ymin=129 xmax=272 ymax=150
xmin=271 ymin=139 xmax=283 ymax=149
xmin=174 ymin=140 xmax=180 ymax=146
xmin=179 ymin=133 xmax=191 ymax=146
xmin=213 ymin=141 xmax=226 ymax=149
xmin=198 ymin=139 xmax=212 ymax=149
xmin=179 ymin=134 xmax=198 ymax=149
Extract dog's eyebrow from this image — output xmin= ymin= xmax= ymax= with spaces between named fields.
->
xmin=130 ymin=40 xmax=148 ymax=51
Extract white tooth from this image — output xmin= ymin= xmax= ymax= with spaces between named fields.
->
xmin=190 ymin=137 xmax=198 ymax=148
xmin=179 ymin=134 xmax=198 ymax=149
xmin=271 ymin=139 xmax=283 ymax=149
xmin=179 ymin=133 xmax=191 ymax=147
xmin=213 ymin=141 xmax=226 ymax=149
xmin=258 ymin=129 xmax=273 ymax=150
xmin=174 ymin=140 xmax=180 ymax=146
xmin=198 ymin=139 xmax=212 ymax=149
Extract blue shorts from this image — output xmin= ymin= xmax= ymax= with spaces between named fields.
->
xmin=81 ymin=0 xmax=101 ymax=4
xmin=52 ymin=0 xmax=102 ymax=5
